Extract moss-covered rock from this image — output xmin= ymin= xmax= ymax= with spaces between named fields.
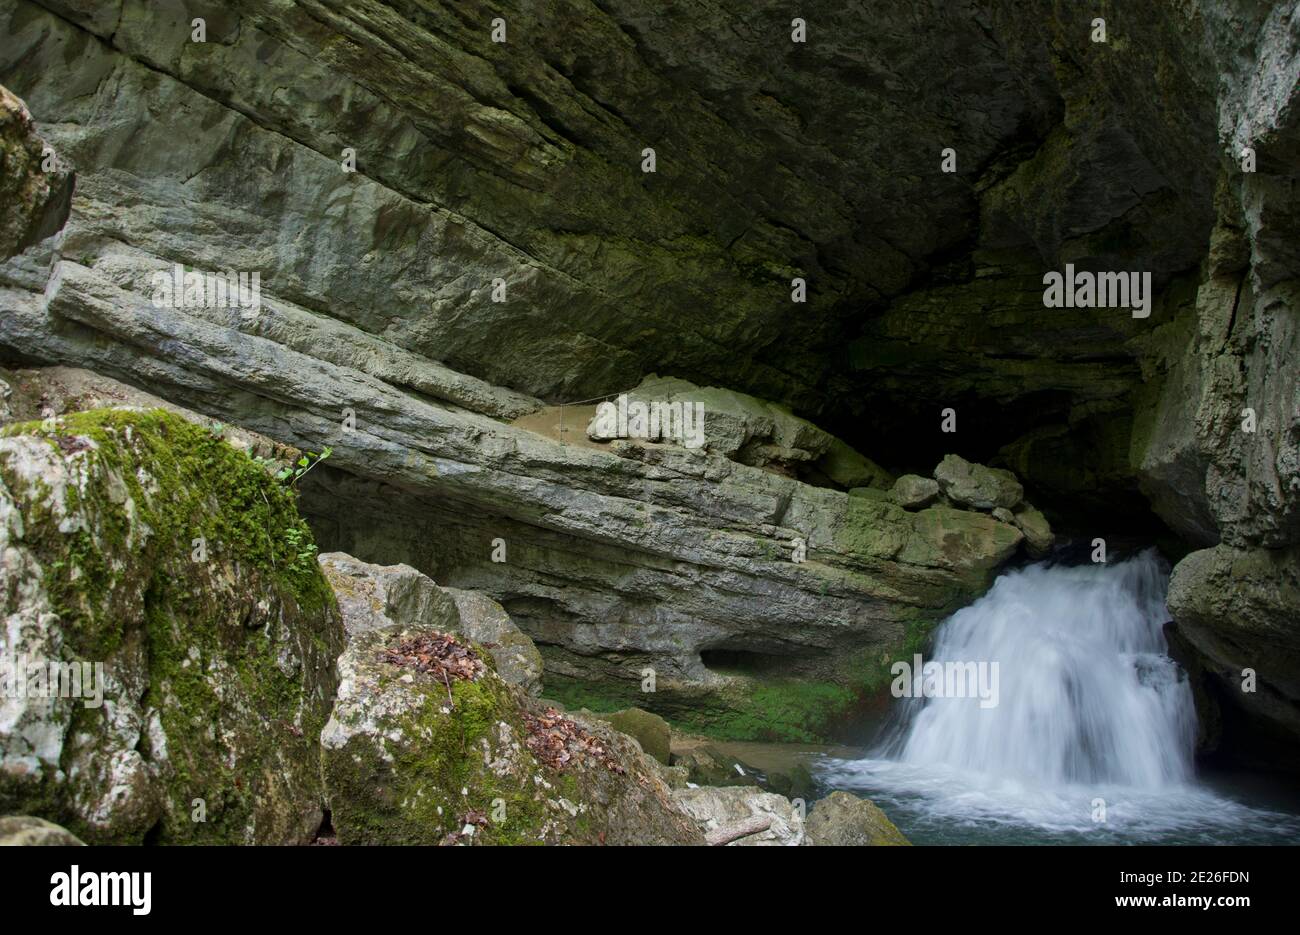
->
xmin=0 ymin=85 xmax=72 ymax=260
xmin=320 ymin=624 xmax=703 ymax=845
xmin=0 ymin=408 xmax=343 ymax=844
xmin=597 ymin=708 xmax=672 ymax=765
xmin=0 ymin=815 xmax=86 ymax=846
xmin=804 ymin=790 xmax=910 ymax=846
xmin=934 ymin=454 xmax=1023 ymax=511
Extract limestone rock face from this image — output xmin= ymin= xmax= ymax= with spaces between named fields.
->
xmin=1166 ymin=545 xmax=1300 ymax=759
xmin=2 ymin=0 xmax=1299 ymax=761
xmin=0 ymin=84 xmax=71 ymax=261
xmin=804 ymin=790 xmax=910 ymax=846
xmin=320 ymin=624 xmax=703 ymax=846
xmin=0 ymin=409 xmax=343 ymax=844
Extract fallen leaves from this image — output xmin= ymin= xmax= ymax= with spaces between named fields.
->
xmin=377 ymin=631 xmax=485 ymax=708
xmin=377 ymin=631 xmax=485 ymax=682
xmin=522 ymin=707 xmax=626 ymax=776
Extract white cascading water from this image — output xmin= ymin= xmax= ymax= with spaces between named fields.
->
xmin=883 ymin=548 xmax=1196 ymax=787
xmin=823 ymin=549 xmax=1300 ymax=843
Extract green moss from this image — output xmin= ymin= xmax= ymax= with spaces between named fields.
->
xmin=855 ymin=616 xmax=937 ymax=696
xmin=671 ymin=679 xmax=857 ymax=743
xmin=542 ymin=675 xmax=645 ymax=714
xmin=0 ymin=409 xmax=341 ymax=843
xmin=328 ymin=666 xmax=551 ymax=846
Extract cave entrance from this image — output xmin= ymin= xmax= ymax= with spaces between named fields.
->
xmin=699 ymin=647 xmax=800 ymax=678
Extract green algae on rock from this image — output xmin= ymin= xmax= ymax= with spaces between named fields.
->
xmin=0 ymin=408 xmax=343 ymax=844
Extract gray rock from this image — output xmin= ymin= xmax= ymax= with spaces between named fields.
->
xmin=0 ymin=84 xmax=72 ymax=261
xmin=1012 ymin=504 xmax=1054 ymax=558
xmin=892 ymin=475 xmax=940 ymax=510
xmin=1167 ymin=545 xmax=1300 ymax=756
xmin=320 ymin=628 xmax=704 ymax=845
xmin=934 ymin=454 xmax=1025 ymax=511
xmin=0 ymin=816 xmax=85 ymax=846
xmin=443 ymin=588 xmax=544 ymax=697
xmin=804 ymin=791 xmax=910 ymax=846
xmin=318 ymin=552 xmax=460 ymax=639
xmin=318 ymin=553 xmax=543 ymax=696
xmin=673 ymin=785 xmax=805 ymax=846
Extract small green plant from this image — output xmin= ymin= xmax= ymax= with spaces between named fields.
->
xmin=283 ymin=523 xmax=318 ymax=577
xmin=275 ymin=446 xmax=332 ymax=486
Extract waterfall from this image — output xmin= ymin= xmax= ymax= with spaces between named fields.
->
xmin=821 ymin=549 xmax=1300 ymax=843
xmin=882 ymin=549 xmax=1196 ymax=787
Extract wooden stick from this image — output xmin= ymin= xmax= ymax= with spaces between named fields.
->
xmin=706 ymin=815 xmax=772 ymax=846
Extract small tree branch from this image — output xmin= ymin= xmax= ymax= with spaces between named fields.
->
xmin=706 ymin=816 xmax=772 ymax=846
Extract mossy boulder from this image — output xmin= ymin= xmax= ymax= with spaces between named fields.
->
xmin=0 ymin=409 xmax=343 ymax=844
xmin=596 ymin=708 xmax=672 ymax=765
xmin=804 ymin=790 xmax=910 ymax=846
xmin=0 ymin=815 xmax=85 ymax=846
xmin=900 ymin=505 xmax=1024 ymax=587
xmin=0 ymin=85 xmax=72 ymax=260
xmin=320 ymin=624 xmax=703 ymax=845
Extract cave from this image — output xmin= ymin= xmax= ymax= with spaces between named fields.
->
xmin=0 ymin=0 xmax=1297 ymax=855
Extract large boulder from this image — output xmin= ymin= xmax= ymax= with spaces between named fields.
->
xmin=1167 ymin=544 xmax=1300 ymax=762
xmin=318 ymin=552 xmax=543 ymax=695
xmin=320 ymin=623 xmax=703 ymax=845
xmin=934 ymin=454 xmax=1024 ymax=511
xmin=443 ymin=588 xmax=544 ymax=697
xmin=804 ymin=790 xmax=910 ymax=846
xmin=0 ymin=409 xmax=344 ymax=844
xmin=596 ymin=708 xmax=672 ymax=765
xmin=890 ymin=474 xmax=940 ymax=510
xmin=317 ymin=552 xmax=460 ymax=638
